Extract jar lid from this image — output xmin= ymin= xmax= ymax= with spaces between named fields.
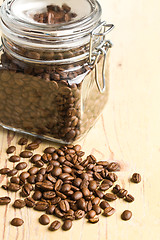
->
xmin=0 ymin=0 xmax=102 ymax=48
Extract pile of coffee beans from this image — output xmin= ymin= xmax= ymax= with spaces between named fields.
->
xmin=0 ymin=137 xmax=141 ymax=230
xmin=33 ymin=4 xmax=77 ymax=24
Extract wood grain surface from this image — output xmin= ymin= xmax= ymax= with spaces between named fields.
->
xmin=0 ymin=0 xmax=160 ymax=239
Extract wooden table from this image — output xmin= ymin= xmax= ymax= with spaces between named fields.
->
xmin=0 ymin=0 xmax=160 ymax=239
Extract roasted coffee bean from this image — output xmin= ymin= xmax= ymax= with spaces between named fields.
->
xmin=37 ymin=182 xmax=53 ymax=191
xmin=32 ymin=190 xmax=42 ymax=201
xmin=51 ymin=196 xmax=61 ymax=205
xmin=107 ymin=162 xmax=120 ymax=172
xmin=13 ymin=199 xmax=26 ymax=208
xmin=20 ymin=151 xmax=33 ymax=158
xmin=25 ymin=197 xmax=35 ymax=207
xmin=39 ymin=214 xmax=50 ymax=225
xmin=6 ymin=146 xmax=16 ymax=154
xmin=88 ymin=180 xmax=97 ymax=191
xmin=92 ymin=205 xmax=101 ymax=215
xmin=35 ymin=173 xmax=44 ymax=182
xmin=35 ymin=160 xmax=44 ymax=168
xmin=87 ymin=210 xmax=96 ymax=219
xmin=0 ymin=196 xmax=11 ymax=205
xmin=131 ymin=173 xmax=141 ymax=183
xmin=0 ymin=168 xmax=10 ymax=174
xmin=107 ymin=172 xmax=118 ymax=182
xmin=55 ymin=207 xmax=64 ymax=218
xmin=41 ymin=153 xmax=52 ymax=163
xmin=62 ymin=166 xmax=72 ymax=173
xmin=44 ymin=147 xmax=55 ymax=154
xmin=104 ymin=193 xmax=117 ymax=201
xmin=56 ymin=191 xmax=67 ymax=200
xmin=49 ymin=220 xmax=61 ymax=231
xmin=43 ymin=191 xmax=56 ymax=199
xmin=10 ymin=176 xmax=20 ymax=184
xmin=27 ymin=175 xmax=36 ymax=184
xmin=8 ymin=183 xmax=21 ymax=192
xmin=46 ymin=205 xmax=55 ymax=215
xmin=103 ymin=207 xmax=116 ymax=217
xmin=9 ymin=155 xmax=20 ymax=162
xmin=18 ymin=137 xmax=28 ymax=145
xmin=52 ymin=153 xmax=59 ymax=160
xmin=1 ymin=185 xmax=8 ymax=190
xmin=16 ymin=162 xmax=27 ymax=170
xmin=94 ymin=189 xmax=104 ymax=199
xmin=125 ymin=194 xmax=135 ymax=202
xmin=92 ymin=197 xmax=100 ymax=205
xmin=77 ymin=198 xmax=86 ymax=210
xmin=11 ymin=218 xmax=24 ymax=227
xmin=72 ymin=191 xmax=83 ymax=201
xmin=75 ymin=209 xmax=85 ymax=220
xmin=46 ymin=165 xmax=53 ymax=173
xmin=88 ymin=217 xmax=99 ymax=223
xmin=121 ymin=210 xmax=132 ymax=221
xmin=50 ymin=160 xmax=60 ymax=167
xmin=99 ymin=182 xmax=110 ymax=191
xmin=93 ymin=165 xmax=103 ymax=172
xmin=94 ymin=172 xmax=103 ymax=181
xmin=54 ymin=179 xmax=63 ymax=191
xmin=62 ymin=219 xmax=72 ymax=231
xmin=81 ymin=187 xmax=90 ymax=198
xmin=20 ymin=172 xmax=30 ymax=182
xmin=51 ymin=166 xmax=62 ymax=177
xmin=61 ymin=184 xmax=71 ymax=193
xmin=73 ymin=145 xmax=81 ymax=152
xmin=26 ymin=142 xmax=39 ymax=150
xmin=112 ymin=184 xmax=121 ymax=194
xmin=117 ymin=189 xmax=128 ymax=198
xmin=37 ymin=168 xmax=46 ymax=175
xmin=31 ymin=154 xmax=41 ymax=163
xmin=101 ymin=169 xmax=109 ymax=178
xmin=97 ymin=161 xmax=108 ymax=166
xmin=73 ymin=178 xmax=82 ymax=187
xmin=34 ymin=201 xmax=49 ymax=211
xmin=100 ymin=200 xmax=110 ymax=209
xmin=59 ymin=200 xmax=70 ymax=212
xmin=21 ymin=185 xmax=30 ymax=197
xmin=28 ymin=167 xmax=39 ymax=175
xmin=63 ymin=209 xmax=75 ymax=220
xmin=7 ymin=169 xmax=18 ymax=176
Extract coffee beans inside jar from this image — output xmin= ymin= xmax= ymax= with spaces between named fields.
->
xmin=0 ymin=137 xmax=140 ymax=233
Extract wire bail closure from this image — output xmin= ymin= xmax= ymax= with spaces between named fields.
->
xmin=89 ymin=22 xmax=114 ymax=93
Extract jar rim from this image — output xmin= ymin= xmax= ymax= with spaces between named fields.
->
xmin=0 ymin=0 xmax=102 ymax=48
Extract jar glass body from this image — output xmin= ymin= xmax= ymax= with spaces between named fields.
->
xmin=0 ymin=0 xmax=112 ymax=143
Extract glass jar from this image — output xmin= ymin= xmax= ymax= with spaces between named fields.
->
xmin=0 ymin=0 xmax=114 ymax=143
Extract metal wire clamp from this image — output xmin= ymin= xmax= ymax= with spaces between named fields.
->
xmin=89 ymin=22 xmax=114 ymax=93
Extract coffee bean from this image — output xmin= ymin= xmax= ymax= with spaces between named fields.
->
xmin=55 ymin=207 xmax=64 ymax=218
xmin=92 ymin=205 xmax=101 ymax=215
xmin=51 ymin=166 xmax=62 ymax=177
xmin=72 ymin=191 xmax=83 ymax=201
xmin=16 ymin=162 xmax=27 ymax=170
xmin=51 ymin=196 xmax=61 ymax=205
xmin=88 ymin=180 xmax=97 ymax=191
xmin=112 ymin=184 xmax=121 ymax=194
xmin=0 ymin=168 xmax=10 ymax=174
xmin=25 ymin=197 xmax=35 ymax=207
xmin=18 ymin=137 xmax=28 ymax=145
xmin=59 ymin=200 xmax=70 ymax=212
xmin=107 ymin=172 xmax=118 ymax=182
xmin=26 ymin=142 xmax=39 ymax=150
xmin=49 ymin=220 xmax=61 ymax=231
xmin=37 ymin=182 xmax=53 ymax=192
xmin=8 ymin=183 xmax=21 ymax=192
xmin=13 ymin=199 xmax=26 ymax=208
xmin=20 ymin=172 xmax=30 ymax=182
xmin=39 ymin=214 xmax=50 ymax=225
xmin=44 ymin=147 xmax=55 ymax=154
xmin=46 ymin=205 xmax=55 ymax=215
xmin=34 ymin=201 xmax=49 ymax=211
xmin=31 ymin=154 xmax=41 ymax=163
xmin=0 ymin=196 xmax=11 ymax=205
xmin=121 ymin=210 xmax=132 ymax=220
xmin=104 ymin=193 xmax=117 ymax=201
xmin=28 ymin=167 xmax=39 ymax=175
xmin=61 ymin=184 xmax=71 ymax=193
xmin=35 ymin=160 xmax=44 ymax=168
xmin=43 ymin=191 xmax=56 ymax=199
xmin=131 ymin=173 xmax=141 ymax=183
xmin=62 ymin=219 xmax=72 ymax=231
xmin=82 ymin=187 xmax=90 ymax=198
xmin=9 ymin=155 xmax=20 ymax=162
xmin=10 ymin=176 xmax=20 ymax=184
xmin=88 ymin=217 xmax=99 ymax=223
xmin=92 ymin=197 xmax=100 ymax=205
xmin=103 ymin=207 xmax=116 ymax=216
xmin=107 ymin=162 xmax=120 ymax=172
xmin=21 ymin=185 xmax=30 ymax=197
xmin=125 ymin=194 xmax=135 ymax=202
xmin=6 ymin=146 xmax=16 ymax=154
xmin=117 ymin=189 xmax=128 ymax=198
xmin=32 ymin=190 xmax=42 ymax=200
xmin=94 ymin=190 xmax=104 ymax=199
xmin=7 ymin=169 xmax=18 ymax=176
xmin=20 ymin=151 xmax=33 ymax=158
xmin=73 ymin=178 xmax=82 ymax=187
xmin=77 ymin=198 xmax=86 ymax=210
xmin=100 ymin=200 xmax=110 ymax=209
xmin=87 ymin=210 xmax=96 ymax=219
xmin=75 ymin=209 xmax=85 ymax=219
xmin=11 ymin=218 xmax=24 ymax=227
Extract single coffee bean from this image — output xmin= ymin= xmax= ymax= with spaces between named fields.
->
xmin=11 ymin=218 xmax=24 ymax=227
xmin=28 ymin=167 xmax=39 ymax=175
xmin=0 ymin=168 xmax=10 ymax=174
xmin=10 ymin=176 xmax=20 ymax=184
xmin=92 ymin=205 xmax=101 ymax=215
xmin=6 ymin=146 xmax=16 ymax=154
xmin=59 ymin=200 xmax=70 ymax=212
xmin=16 ymin=162 xmax=27 ymax=170
xmin=31 ymin=154 xmax=41 ymax=163
xmin=121 ymin=210 xmax=132 ymax=220
xmin=125 ymin=194 xmax=135 ymax=202
xmin=55 ymin=207 xmax=64 ymax=218
xmin=77 ymin=198 xmax=86 ymax=210
xmin=20 ymin=172 xmax=30 ymax=181
xmin=104 ymin=193 xmax=117 ymax=201
xmin=46 ymin=205 xmax=55 ymax=215
xmin=39 ymin=214 xmax=50 ymax=225
xmin=44 ymin=147 xmax=55 ymax=154
xmin=24 ymin=183 xmax=33 ymax=191
xmin=13 ymin=199 xmax=26 ymax=208
xmin=100 ymin=200 xmax=110 ymax=209
xmin=49 ymin=220 xmax=61 ymax=231
xmin=62 ymin=219 xmax=72 ymax=231
xmin=0 ymin=196 xmax=11 ymax=205
xmin=51 ymin=166 xmax=62 ymax=177
xmin=8 ymin=183 xmax=21 ymax=192
xmin=9 ymin=155 xmax=20 ymax=162
xmin=107 ymin=162 xmax=120 ymax=172
xmin=88 ymin=180 xmax=97 ymax=191
xmin=35 ymin=160 xmax=44 ymax=168
xmin=87 ymin=210 xmax=96 ymax=219
xmin=21 ymin=185 xmax=30 ymax=197
xmin=18 ymin=137 xmax=28 ymax=145
xmin=20 ymin=151 xmax=33 ymax=158
xmin=82 ymin=187 xmax=90 ymax=198
xmin=117 ymin=189 xmax=128 ymax=198
xmin=63 ymin=209 xmax=75 ymax=221
xmin=73 ymin=144 xmax=81 ymax=152
xmin=72 ymin=191 xmax=83 ymax=201
xmin=94 ymin=190 xmax=104 ymax=199
xmin=34 ymin=201 xmax=49 ymax=211
xmin=74 ymin=209 xmax=85 ymax=220
xmin=26 ymin=142 xmax=39 ymax=150
xmin=41 ymin=153 xmax=52 ymax=163
xmin=7 ymin=169 xmax=18 ymax=177
xmin=73 ymin=178 xmax=82 ymax=187
xmin=32 ymin=191 xmax=42 ymax=201
xmin=51 ymin=196 xmax=61 ymax=205
xmin=107 ymin=172 xmax=118 ymax=182
xmin=27 ymin=175 xmax=36 ymax=184
xmin=88 ymin=217 xmax=99 ymax=223
xmin=43 ymin=191 xmax=56 ymax=200
xmin=86 ymin=200 xmax=92 ymax=212
xmin=131 ymin=173 xmax=141 ymax=183
xmin=25 ymin=197 xmax=35 ymax=207
xmin=112 ymin=184 xmax=121 ymax=194
xmin=103 ymin=207 xmax=116 ymax=217
xmin=92 ymin=197 xmax=100 ymax=205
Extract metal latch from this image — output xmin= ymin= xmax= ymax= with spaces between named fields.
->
xmin=89 ymin=22 xmax=114 ymax=93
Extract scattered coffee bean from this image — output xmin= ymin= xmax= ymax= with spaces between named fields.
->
xmin=6 ymin=146 xmax=16 ymax=154
xmin=62 ymin=219 xmax=72 ymax=231
xmin=125 ymin=194 xmax=135 ymax=203
xmin=26 ymin=142 xmax=39 ymax=150
xmin=121 ymin=210 xmax=132 ymax=221
xmin=49 ymin=220 xmax=61 ymax=231
xmin=0 ymin=168 xmax=10 ymax=175
xmin=7 ymin=169 xmax=18 ymax=177
xmin=18 ymin=137 xmax=28 ymax=145
xmin=112 ymin=184 xmax=121 ymax=194
xmin=104 ymin=193 xmax=117 ymax=201
xmin=8 ymin=183 xmax=21 ymax=192
xmin=9 ymin=155 xmax=20 ymax=162
xmin=117 ymin=189 xmax=128 ymax=198
xmin=20 ymin=151 xmax=33 ymax=158
xmin=131 ymin=173 xmax=141 ymax=183
xmin=100 ymin=200 xmax=110 ymax=209
xmin=39 ymin=214 xmax=50 ymax=225
xmin=0 ymin=196 xmax=11 ymax=205
xmin=11 ymin=218 xmax=24 ymax=227
xmin=13 ymin=199 xmax=26 ymax=208
xmin=88 ymin=217 xmax=99 ymax=223
xmin=16 ymin=162 xmax=27 ymax=170
xmin=103 ymin=207 xmax=116 ymax=217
